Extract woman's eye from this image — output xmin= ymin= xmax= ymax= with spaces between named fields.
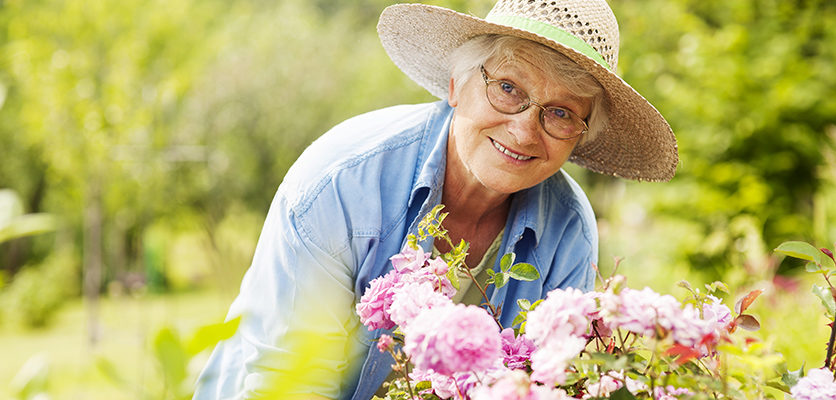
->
xmin=548 ymin=107 xmax=569 ymax=119
xmin=499 ymin=82 xmax=515 ymax=94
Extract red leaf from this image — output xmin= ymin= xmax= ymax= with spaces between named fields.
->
xmin=665 ymin=344 xmax=700 ymax=366
xmin=822 ymin=248 xmax=835 ymax=261
xmin=734 ymin=289 xmax=763 ymax=315
xmin=735 ymin=314 xmax=761 ymax=331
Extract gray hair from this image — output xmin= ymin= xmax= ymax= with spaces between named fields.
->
xmin=448 ymin=34 xmax=609 ymax=144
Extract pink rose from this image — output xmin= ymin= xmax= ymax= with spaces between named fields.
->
xmin=404 ymin=304 xmax=502 ymax=376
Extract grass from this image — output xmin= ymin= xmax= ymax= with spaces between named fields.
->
xmin=0 ymin=289 xmax=236 ymax=400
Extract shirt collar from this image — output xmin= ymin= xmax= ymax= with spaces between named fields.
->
xmin=408 ymin=101 xmax=454 ymax=209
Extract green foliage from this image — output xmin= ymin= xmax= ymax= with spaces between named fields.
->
xmin=774 ymin=239 xmax=836 ymax=373
xmin=0 ymin=246 xmax=79 ymax=328
xmin=775 ymin=241 xmax=836 ymax=273
xmin=776 ymin=240 xmax=836 ymax=319
xmin=487 ymin=252 xmax=540 ymax=289
xmin=590 ymin=0 xmax=836 ymax=276
xmin=812 ymin=284 xmax=836 ymax=318
xmin=98 ymin=316 xmax=240 ymax=400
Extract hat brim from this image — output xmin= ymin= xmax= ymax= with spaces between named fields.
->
xmin=378 ymin=4 xmax=678 ymax=182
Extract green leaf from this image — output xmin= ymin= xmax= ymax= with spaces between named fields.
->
xmin=447 ymin=266 xmax=460 ymax=291
xmin=765 ymin=380 xmax=791 ymax=394
xmin=153 ymin=327 xmax=188 ymax=386
xmin=508 ymin=263 xmax=539 ymax=281
xmin=511 ymin=313 xmax=526 ymax=328
xmin=677 ymin=280 xmax=693 ymax=292
xmin=517 ymin=298 xmax=531 ymax=311
xmin=414 ymin=380 xmax=432 ymax=390
xmin=806 ymin=262 xmax=825 ymax=273
xmin=777 ymin=241 xmax=835 ymax=273
xmin=185 ymin=317 xmax=241 ymax=356
xmin=781 ymin=364 xmax=804 ymax=391
xmin=705 ymin=281 xmax=730 ymax=294
xmin=95 ymin=357 xmax=126 ymax=386
xmin=775 ymin=241 xmax=822 ymax=262
xmin=812 ymin=284 xmax=836 ymax=318
xmin=608 ymin=386 xmax=638 ymax=400
xmin=500 ymin=253 xmax=515 ymax=272
xmin=406 ymin=234 xmax=418 ymax=249
xmin=454 ymin=238 xmax=469 ymax=253
xmin=486 ymin=269 xmax=495 ymax=277
xmin=494 ymin=272 xmax=509 ymax=288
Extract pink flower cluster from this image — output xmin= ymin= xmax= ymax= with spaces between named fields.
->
xmin=598 ymin=287 xmax=731 ymax=349
xmin=404 ymin=303 xmax=502 ymax=375
xmin=409 ymin=368 xmax=482 ymax=398
xmin=355 ymin=246 xmax=455 ymax=331
xmin=526 ymin=288 xmax=598 ymax=342
xmin=524 ymin=288 xmax=598 ymax=386
xmin=791 ymin=368 xmax=836 ymax=400
xmin=356 ymin=246 xmax=741 ymax=399
xmin=501 ymin=327 xmax=536 ymax=370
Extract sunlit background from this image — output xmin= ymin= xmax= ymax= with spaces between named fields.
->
xmin=1 ymin=0 xmax=834 ymax=398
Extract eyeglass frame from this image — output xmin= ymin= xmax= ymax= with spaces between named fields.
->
xmin=479 ymin=65 xmax=589 ymax=140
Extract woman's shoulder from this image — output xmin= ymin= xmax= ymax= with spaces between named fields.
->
xmin=275 ymin=101 xmax=451 ymax=245
xmin=279 ymin=102 xmax=442 ymax=193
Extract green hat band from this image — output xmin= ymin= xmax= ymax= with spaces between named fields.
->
xmin=485 ymin=14 xmax=611 ymax=70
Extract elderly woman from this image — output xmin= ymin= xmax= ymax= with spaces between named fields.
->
xmin=194 ymin=0 xmax=677 ymax=399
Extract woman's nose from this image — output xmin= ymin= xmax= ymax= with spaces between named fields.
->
xmin=506 ymin=106 xmax=543 ymax=145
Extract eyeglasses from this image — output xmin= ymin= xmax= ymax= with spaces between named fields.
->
xmin=480 ymin=65 xmax=588 ymax=140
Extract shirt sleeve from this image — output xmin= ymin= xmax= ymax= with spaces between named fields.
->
xmin=193 ymin=191 xmax=367 ymax=399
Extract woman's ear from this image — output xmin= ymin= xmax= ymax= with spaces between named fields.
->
xmin=447 ymin=77 xmax=458 ymax=108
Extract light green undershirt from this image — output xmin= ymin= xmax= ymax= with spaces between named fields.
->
xmin=447 ymin=229 xmax=504 ymax=306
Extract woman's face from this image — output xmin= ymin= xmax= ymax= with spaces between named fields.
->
xmin=447 ymin=54 xmax=591 ymax=195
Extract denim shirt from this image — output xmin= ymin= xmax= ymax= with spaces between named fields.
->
xmin=193 ymin=100 xmax=597 ymax=400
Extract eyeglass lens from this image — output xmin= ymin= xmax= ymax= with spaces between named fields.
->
xmin=482 ymin=67 xmax=586 ymax=139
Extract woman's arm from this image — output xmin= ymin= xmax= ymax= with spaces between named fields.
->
xmin=194 ymin=193 xmax=366 ymax=399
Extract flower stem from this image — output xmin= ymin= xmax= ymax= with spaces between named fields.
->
xmin=442 ymin=235 xmax=503 ymax=327
xmin=826 ymin=312 xmax=836 ymax=370
xmin=458 ymin=260 xmax=502 ymax=328
xmin=390 ymin=350 xmax=416 ymax=399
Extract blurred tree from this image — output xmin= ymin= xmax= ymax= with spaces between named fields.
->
xmin=0 ymin=0 xmax=833 ymax=335
xmin=0 ymin=0 xmax=234 ymax=337
xmin=601 ymin=0 xmax=836 ymax=276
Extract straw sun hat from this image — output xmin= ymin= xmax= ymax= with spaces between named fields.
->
xmin=377 ymin=0 xmax=679 ymax=182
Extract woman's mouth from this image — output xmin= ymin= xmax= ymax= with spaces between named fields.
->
xmin=491 ymin=139 xmax=532 ymax=161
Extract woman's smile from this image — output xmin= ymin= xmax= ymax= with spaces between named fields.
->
xmin=490 ymin=138 xmax=533 ymax=161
